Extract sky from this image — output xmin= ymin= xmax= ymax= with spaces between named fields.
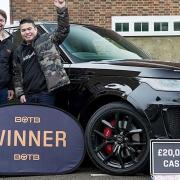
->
xmin=1 ymin=0 xmax=10 ymax=25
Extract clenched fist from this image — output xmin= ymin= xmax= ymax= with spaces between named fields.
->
xmin=54 ymin=0 xmax=66 ymax=9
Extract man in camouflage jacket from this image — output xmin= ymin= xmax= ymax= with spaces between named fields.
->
xmin=13 ymin=0 xmax=70 ymax=105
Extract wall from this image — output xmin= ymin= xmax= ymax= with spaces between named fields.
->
xmin=11 ymin=0 xmax=180 ymax=28
xmin=128 ymin=37 xmax=180 ymax=62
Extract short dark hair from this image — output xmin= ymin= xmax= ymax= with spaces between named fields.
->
xmin=0 ymin=9 xmax=7 ymax=22
xmin=19 ymin=18 xmax=36 ymax=27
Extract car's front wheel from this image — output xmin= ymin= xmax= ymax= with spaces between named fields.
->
xmin=85 ymin=102 xmax=151 ymax=175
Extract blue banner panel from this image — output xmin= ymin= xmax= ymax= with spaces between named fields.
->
xmin=0 ymin=104 xmax=85 ymax=175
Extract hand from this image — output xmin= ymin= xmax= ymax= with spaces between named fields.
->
xmin=54 ymin=0 xmax=66 ymax=9
xmin=20 ymin=95 xmax=26 ymax=103
xmin=8 ymin=90 xmax=14 ymax=100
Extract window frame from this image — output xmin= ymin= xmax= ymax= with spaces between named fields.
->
xmin=112 ymin=16 xmax=180 ymax=36
xmin=115 ymin=22 xmax=129 ymax=32
xmin=134 ymin=22 xmax=149 ymax=32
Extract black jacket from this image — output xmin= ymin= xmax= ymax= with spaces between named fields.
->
xmin=0 ymin=34 xmax=13 ymax=90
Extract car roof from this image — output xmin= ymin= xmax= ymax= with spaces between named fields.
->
xmin=5 ymin=22 xmax=106 ymax=31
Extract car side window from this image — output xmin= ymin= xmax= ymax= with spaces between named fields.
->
xmin=4 ymin=27 xmax=21 ymax=50
xmin=7 ymin=25 xmax=45 ymax=50
xmin=12 ymin=29 xmax=22 ymax=50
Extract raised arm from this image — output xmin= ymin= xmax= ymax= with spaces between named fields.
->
xmin=51 ymin=0 xmax=70 ymax=45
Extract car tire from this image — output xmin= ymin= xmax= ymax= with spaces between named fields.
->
xmin=85 ymin=102 xmax=151 ymax=175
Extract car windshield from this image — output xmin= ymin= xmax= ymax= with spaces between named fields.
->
xmin=44 ymin=24 xmax=150 ymax=63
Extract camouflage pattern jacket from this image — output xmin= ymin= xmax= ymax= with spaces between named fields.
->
xmin=13 ymin=7 xmax=70 ymax=98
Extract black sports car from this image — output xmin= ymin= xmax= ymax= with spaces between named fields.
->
xmin=6 ymin=23 xmax=180 ymax=175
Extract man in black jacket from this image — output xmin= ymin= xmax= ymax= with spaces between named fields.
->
xmin=13 ymin=0 xmax=70 ymax=106
xmin=0 ymin=9 xmax=14 ymax=104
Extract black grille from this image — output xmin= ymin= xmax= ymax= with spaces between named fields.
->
xmin=166 ymin=108 xmax=180 ymax=138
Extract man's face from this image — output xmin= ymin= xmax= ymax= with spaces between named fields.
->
xmin=0 ymin=14 xmax=6 ymax=32
xmin=20 ymin=23 xmax=37 ymax=43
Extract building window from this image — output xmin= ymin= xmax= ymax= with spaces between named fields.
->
xmin=115 ymin=23 xmax=129 ymax=32
xmin=134 ymin=22 xmax=149 ymax=32
xmin=154 ymin=22 xmax=168 ymax=31
xmin=174 ymin=22 xmax=180 ymax=31
xmin=112 ymin=16 xmax=180 ymax=36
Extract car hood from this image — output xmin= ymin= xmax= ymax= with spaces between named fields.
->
xmin=98 ymin=59 xmax=180 ymax=69
xmin=91 ymin=59 xmax=180 ymax=78
xmin=70 ymin=59 xmax=180 ymax=78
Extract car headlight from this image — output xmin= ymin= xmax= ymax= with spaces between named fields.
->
xmin=140 ymin=78 xmax=180 ymax=91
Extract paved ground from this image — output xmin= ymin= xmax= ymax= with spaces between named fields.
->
xmin=0 ymin=154 xmax=150 ymax=180
xmin=0 ymin=166 xmax=150 ymax=180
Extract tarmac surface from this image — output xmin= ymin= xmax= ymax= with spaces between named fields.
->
xmin=0 ymin=166 xmax=150 ymax=180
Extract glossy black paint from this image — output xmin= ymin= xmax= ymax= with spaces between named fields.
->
xmin=6 ymin=23 xmax=180 ymax=140
xmin=63 ymin=60 xmax=180 ymax=139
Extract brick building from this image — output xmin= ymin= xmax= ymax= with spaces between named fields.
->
xmin=10 ymin=0 xmax=180 ymax=29
xmin=8 ymin=0 xmax=180 ymax=61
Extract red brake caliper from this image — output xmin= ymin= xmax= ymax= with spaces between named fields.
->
xmin=103 ymin=120 xmax=117 ymax=154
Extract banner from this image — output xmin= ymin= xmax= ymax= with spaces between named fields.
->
xmin=0 ymin=104 xmax=85 ymax=175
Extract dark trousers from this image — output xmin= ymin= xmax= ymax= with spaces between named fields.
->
xmin=0 ymin=88 xmax=8 ymax=105
xmin=26 ymin=91 xmax=55 ymax=106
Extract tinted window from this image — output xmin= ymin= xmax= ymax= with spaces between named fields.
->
xmin=134 ymin=23 xmax=141 ymax=32
xmin=5 ymin=25 xmax=45 ymax=50
xmin=142 ymin=23 xmax=149 ymax=31
xmin=154 ymin=22 xmax=168 ymax=31
xmin=115 ymin=23 xmax=129 ymax=32
xmin=174 ymin=22 xmax=180 ymax=31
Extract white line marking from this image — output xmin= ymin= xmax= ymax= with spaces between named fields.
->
xmin=91 ymin=174 xmax=110 ymax=177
